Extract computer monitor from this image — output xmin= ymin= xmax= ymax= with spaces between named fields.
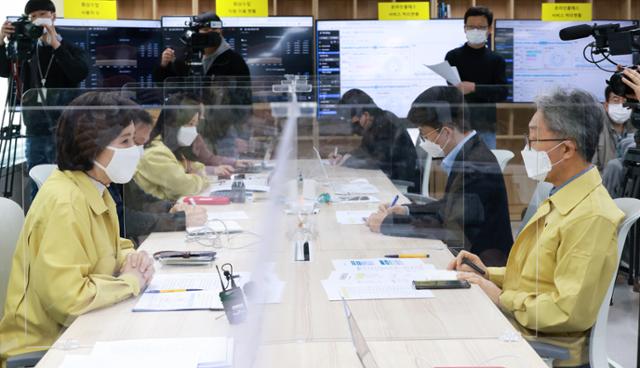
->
xmin=161 ymin=16 xmax=314 ymax=78
xmin=494 ymin=19 xmax=639 ymax=103
xmin=7 ymin=17 xmax=163 ymax=88
xmin=316 ymin=19 xmax=466 ymax=119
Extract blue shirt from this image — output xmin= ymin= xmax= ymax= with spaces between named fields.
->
xmin=441 ymin=130 xmax=477 ymax=176
xmin=549 ymin=165 xmax=594 ymax=197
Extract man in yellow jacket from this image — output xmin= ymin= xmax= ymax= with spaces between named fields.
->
xmin=450 ymin=88 xmax=625 ymax=368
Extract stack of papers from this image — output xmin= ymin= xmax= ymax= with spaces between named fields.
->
xmin=133 ymin=273 xmax=249 ymax=312
xmin=333 ymin=178 xmax=379 ymax=195
xmin=59 ymin=337 xmax=233 ymax=368
xmin=321 ymin=258 xmax=458 ymax=301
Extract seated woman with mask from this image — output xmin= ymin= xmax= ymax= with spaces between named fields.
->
xmin=134 ymin=93 xmax=213 ymax=201
xmin=0 ymin=92 xmax=154 ymax=364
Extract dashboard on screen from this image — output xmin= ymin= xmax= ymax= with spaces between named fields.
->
xmin=494 ymin=19 xmax=639 ymax=103
xmin=316 ymin=19 xmax=466 ymax=119
xmin=161 ymin=16 xmax=314 ymax=78
xmin=7 ymin=17 xmax=162 ymax=88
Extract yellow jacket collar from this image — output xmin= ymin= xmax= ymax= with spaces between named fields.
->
xmin=63 ymin=170 xmax=109 ymax=215
xmin=548 ymin=167 xmax=602 ymax=216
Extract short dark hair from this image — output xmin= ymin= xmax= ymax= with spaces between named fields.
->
xmin=25 ymin=0 xmax=55 ymax=14
xmin=407 ymin=86 xmax=469 ymax=132
xmin=604 ymin=85 xmax=624 ymax=102
xmin=57 ymin=92 xmax=137 ymax=171
xmin=150 ymin=92 xmax=202 ymax=152
xmin=133 ymin=108 xmax=153 ymax=126
xmin=464 ymin=6 xmax=493 ymax=26
xmin=337 ymin=89 xmax=381 ymax=120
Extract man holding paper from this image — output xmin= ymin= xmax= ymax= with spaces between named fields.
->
xmin=444 ymin=6 xmax=507 ymax=149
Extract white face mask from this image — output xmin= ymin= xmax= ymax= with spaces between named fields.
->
xmin=608 ymin=103 xmax=632 ymax=124
xmin=93 ymin=145 xmax=141 ymax=184
xmin=466 ymin=29 xmax=487 ymax=45
xmin=136 ymin=145 xmax=145 ymax=156
xmin=177 ymin=126 xmax=198 ymax=147
xmin=33 ymin=18 xmax=53 ymax=27
xmin=420 ymin=139 xmax=445 ymax=158
xmin=520 ymin=142 xmax=565 ymax=182
xmin=419 ymin=129 xmax=449 ymax=158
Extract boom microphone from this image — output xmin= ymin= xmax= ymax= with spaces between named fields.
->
xmin=559 ymin=24 xmax=595 ymax=41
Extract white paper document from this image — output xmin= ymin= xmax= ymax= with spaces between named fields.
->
xmin=336 ymin=195 xmax=381 ymax=204
xmin=425 ymin=61 xmax=461 ymax=85
xmin=333 ymin=178 xmax=379 ymax=195
xmin=133 ymin=273 xmax=249 ymax=312
xmin=321 ymin=279 xmax=434 ymax=301
xmin=89 ymin=337 xmax=233 ymax=368
xmin=335 ymin=210 xmax=376 ymax=225
xmin=207 ymin=210 xmax=250 ymax=221
xmin=332 ymin=258 xmax=431 ymax=272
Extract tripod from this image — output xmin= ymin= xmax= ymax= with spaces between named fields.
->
xmin=0 ymin=57 xmax=26 ymax=198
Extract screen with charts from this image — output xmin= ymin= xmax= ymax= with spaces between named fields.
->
xmin=316 ymin=19 xmax=466 ymax=119
xmin=7 ymin=17 xmax=162 ymax=88
xmin=494 ymin=19 xmax=639 ymax=103
xmin=161 ymin=16 xmax=314 ymax=77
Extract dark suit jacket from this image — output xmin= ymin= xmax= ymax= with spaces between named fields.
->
xmin=381 ymin=134 xmax=513 ymax=266
xmin=344 ymin=111 xmax=419 ymax=188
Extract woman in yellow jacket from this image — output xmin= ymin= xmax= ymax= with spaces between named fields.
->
xmin=0 ymin=92 xmax=155 ymax=366
xmin=134 ymin=93 xmax=211 ymax=201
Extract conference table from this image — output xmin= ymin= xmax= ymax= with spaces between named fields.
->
xmin=36 ymin=163 xmax=547 ymax=368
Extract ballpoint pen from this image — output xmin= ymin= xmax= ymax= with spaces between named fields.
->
xmin=462 ymin=257 xmax=486 ymax=275
xmin=146 ymin=289 xmax=204 ymax=293
xmin=384 ymin=253 xmax=430 ymax=258
xmin=390 ymin=195 xmax=399 ymax=207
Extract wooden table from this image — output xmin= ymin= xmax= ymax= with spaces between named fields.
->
xmin=36 ymin=165 xmax=547 ymax=368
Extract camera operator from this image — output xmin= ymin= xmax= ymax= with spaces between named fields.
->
xmin=152 ymin=13 xmax=252 ymax=159
xmin=0 ymin=0 xmax=89 ymax=199
xmin=597 ymin=67 xmax=640 ymax=197
xmin=153 ymin=13 xmax=250 ymax=83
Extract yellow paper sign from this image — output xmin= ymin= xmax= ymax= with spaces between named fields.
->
xmin=217 ymin=0 xmax=268 ymax=17
xmin=64 ymin=0 xmax=117 ymax=20
xmin=541 ymin=3 xmax=592 ymax=21
xmin=378 ymin=2 xmax=430 ymax=20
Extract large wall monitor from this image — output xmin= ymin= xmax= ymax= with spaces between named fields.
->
xmin=161 ymin=16 xmax=314 ymax=78
xmin=316 ymin=19 xmax=466 ymax=118
xmin=7 ymin=17 xmax=162 ymax=88
xmin=494 ymin=19 xmax=639 ymax=102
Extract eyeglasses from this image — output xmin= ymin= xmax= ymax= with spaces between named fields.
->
xmin=524 ymin=133 xmax=570 ymax=149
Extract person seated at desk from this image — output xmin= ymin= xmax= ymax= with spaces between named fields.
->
xmin=107 ymin=104 xmax=208 ymax=245
xmin=366 ymin=86 xmax=512 ymax=266
xmin=328 ymin=89 xmax=418 ymax=189
xmin=0 ymin=92 xmax=155 ymax=365
xmin=134 ymin=93 xmax=223 ymax=201
xmin=450 ymin=88 xmax=624 ymax=368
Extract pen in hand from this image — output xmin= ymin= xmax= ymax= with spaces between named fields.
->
xmin=390 ymin=195 xmax=399 ymax=207
xmin=461 ymin=257 xmax=486 ymax=275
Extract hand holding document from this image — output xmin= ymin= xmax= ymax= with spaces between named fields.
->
xmin=425 ymin=61 xmax=461 ymax=85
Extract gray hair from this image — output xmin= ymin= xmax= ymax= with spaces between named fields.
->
xmin=535 ymin=88 xmax=605 ymax=162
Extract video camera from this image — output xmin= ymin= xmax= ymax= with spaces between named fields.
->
xmin=560 ymin=22 xmax=640 ymax=99
xmin=180 ymin=12 xmax=223 ymax=51
xmin=6 ymin=15 xmax=44 ymax=61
